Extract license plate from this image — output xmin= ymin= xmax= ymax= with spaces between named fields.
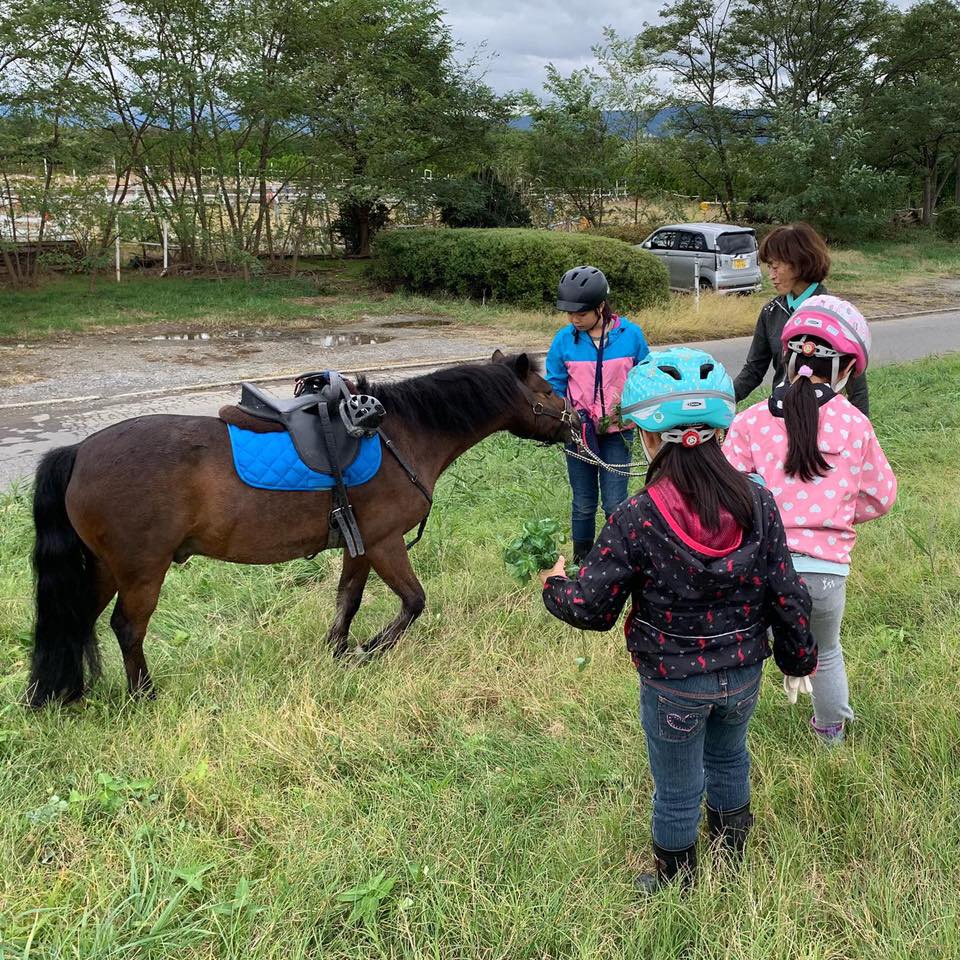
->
xmin=732 ymin=258 xmax=747 ymax=269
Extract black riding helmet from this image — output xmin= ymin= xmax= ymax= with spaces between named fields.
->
xmin=556 ymin=265 xmax=610 ymax=312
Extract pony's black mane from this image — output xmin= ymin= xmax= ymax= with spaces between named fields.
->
xmin=357 ymin=355 xmax=540 ymax=434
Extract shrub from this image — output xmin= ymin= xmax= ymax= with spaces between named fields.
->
xmin=935 ymin=205 xmax=960 ymax=242
xmin=369 ymin=228 xmax=669 ymax=311
xmin=587 ymin=222 xmax=660 ymax=245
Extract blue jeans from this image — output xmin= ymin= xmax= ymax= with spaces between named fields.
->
xmin=640 ymin=662 xmax=763 ymax=850
xmin=566 ymin=430 xmax=635 ymax=542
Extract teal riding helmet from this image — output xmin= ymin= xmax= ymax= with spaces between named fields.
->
xmin=620 ymin=347 xmax=736 ymax=447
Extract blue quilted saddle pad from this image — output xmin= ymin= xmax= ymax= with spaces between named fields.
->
xmin=228 ymin=425 xmax=382 ymax=491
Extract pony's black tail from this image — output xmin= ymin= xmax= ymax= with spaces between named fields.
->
xmin=28 ymin=445 xmax=100 ymax=706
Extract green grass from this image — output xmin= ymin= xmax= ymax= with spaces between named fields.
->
xmin=1 ymin=356 xmax=959 ymax=957
xmin=3 ymin=231 xmax=960 ymax=345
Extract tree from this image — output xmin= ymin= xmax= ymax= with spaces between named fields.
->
xmin=758 ymin=103 xmax=904 ymax=240
xmin=523 ymin=65 xmax=626 ymax=227
xmin=303 ymin=0 xmax=504 ymax=255
xmin=0 ymin=0 xmax=113 ymax=284
xmin=726 ymin=0 xmax=884 ymax=121
xmin=437 ymin=170 xmax=531 ymax=228
xmin=593 ymin=28 xmax=659 ymax=223
xmin=640 ymin=0 xmax=754 ymax=218
xmin=863 ymin=0 xmax=960 ymax=225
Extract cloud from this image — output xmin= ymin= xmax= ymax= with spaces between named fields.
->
xmin=440 ymin=0 xmax=917 ymax=97
xmin=440 ymin=0 xmax=663 ymax=94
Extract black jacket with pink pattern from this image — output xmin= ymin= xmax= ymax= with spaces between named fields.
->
xmin=542 ymin=484 xmax=816 ymax=680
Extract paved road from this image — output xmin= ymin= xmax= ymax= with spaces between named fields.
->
xmin=1 ymin=308 xmax=958 ymax=489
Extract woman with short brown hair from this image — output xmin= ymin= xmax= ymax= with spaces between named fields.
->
xmin=733 ymin=222 xmax=869 ymax=414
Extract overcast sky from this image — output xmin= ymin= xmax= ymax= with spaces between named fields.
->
xmin=439 ymin=0 xmax=914 ymax=97
xmin=440 ymin=0 xmax=661 ymax=95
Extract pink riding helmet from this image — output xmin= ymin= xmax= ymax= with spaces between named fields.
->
xmin=780 ymin=294 xmax=871 ymax=378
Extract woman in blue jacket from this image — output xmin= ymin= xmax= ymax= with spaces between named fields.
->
xmin=546 ymin=266 xmax=650 ymax=562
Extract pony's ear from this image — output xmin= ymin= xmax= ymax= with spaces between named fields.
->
xmin=513 ymin=353 xmax=530 ymax=378
xmin=491 ymin=349 xmax=506 ymax=363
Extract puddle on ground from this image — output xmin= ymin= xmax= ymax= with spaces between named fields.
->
xmin=303 ymin=332 xmax=393 ymax=347
xmin=132 ymin=329 xmax=392 ymax=347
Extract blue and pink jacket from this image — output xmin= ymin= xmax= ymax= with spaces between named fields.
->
xmin=545 ymin=316 xmax=649 ymax=433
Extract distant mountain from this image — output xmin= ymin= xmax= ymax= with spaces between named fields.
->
xmin=509 ymin=106 xmax=767 ymax=140
xmin=509 ymin=107 xmax=683 ymax=136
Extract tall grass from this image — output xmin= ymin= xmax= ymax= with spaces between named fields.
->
xmin=0 ymin=358 xmax=959 ymax=959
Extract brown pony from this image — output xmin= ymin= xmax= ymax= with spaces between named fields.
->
xmin=26 ymin=351 xmax=575 ymax=706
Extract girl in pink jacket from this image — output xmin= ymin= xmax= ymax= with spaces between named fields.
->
xmin=724 ymin=295 xmax=897 ymax=743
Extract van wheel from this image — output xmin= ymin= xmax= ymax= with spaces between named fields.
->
xmin=698 ymin=279 xmax=712 ymax=294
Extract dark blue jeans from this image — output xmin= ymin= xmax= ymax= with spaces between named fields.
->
xmin=566 ymin=430 xmax=635 ymax=542
xmin=640 ymin=662 xmax=763 ymax=850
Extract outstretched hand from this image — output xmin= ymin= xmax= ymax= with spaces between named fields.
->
xmin=538 ymin=555 xmax=567 ymax=586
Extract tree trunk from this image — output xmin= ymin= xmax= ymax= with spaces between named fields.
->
xmin=955 ymin=155 xmax=960 ymax=205
xmin=922 ymin=172 xmax=935 ymax=227
xmin=355 ymin=206 xmax=371 ymax=257
xmin=1 ymin=168 xmax=25 ymax=286
xmin=33 ymin=156 xmax=56 ymax=284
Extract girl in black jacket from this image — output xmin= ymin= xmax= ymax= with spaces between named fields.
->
xmin=539 ymin=347 xmax=816 ymax=893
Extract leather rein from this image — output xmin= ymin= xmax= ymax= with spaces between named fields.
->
xmin=383 ymin=394 xmax=575 ymax=550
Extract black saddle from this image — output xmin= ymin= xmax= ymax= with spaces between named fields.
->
xmin=237 ymin=377 xmax=360 ymax=476
xmin=234 ymin=371 xmax=379 ymax=558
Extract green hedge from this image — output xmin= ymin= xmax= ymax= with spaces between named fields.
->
xmin=369 ymin=228 xmax=669 ymax=310
xmin=587 ymin=222 xmax=659 ymax=245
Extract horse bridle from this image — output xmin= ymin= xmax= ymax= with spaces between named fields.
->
xmin=531 ymin=395 xmax=577 ymax=426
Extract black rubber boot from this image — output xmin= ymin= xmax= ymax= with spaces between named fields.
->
xmin=572 ymin=539 xmax=594 ymax=564
xmin=706 ymin=802 xmax=754 ymax=858
xmin=634 ymin=841 xmax=698 ymax=895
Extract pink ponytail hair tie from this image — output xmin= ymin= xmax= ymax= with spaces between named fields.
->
xmin=797 ymin=364 xmax=814 ymax=378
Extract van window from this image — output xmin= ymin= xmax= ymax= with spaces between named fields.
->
xmin=676 ymin=232 xmax=708 ymax=252
xmin=717 ymin=232 xmax=757 ymax=255
xmin=649 ymin=230 xmax=679 ymax=250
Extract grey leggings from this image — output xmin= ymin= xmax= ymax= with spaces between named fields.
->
xmin=803 ymin=573 xmax=854 ymax=726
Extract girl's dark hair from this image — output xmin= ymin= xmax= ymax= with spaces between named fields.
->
xmin=759 ymin=222 xmax=831 ymax=283
xmin=782 ymin=344 xmax=837 ymax=482
xmin=646 ymin=437 xmax=754 ymax=532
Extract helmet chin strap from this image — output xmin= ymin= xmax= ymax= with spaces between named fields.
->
xmin=640 ymin=433 xmax=659 ymax=465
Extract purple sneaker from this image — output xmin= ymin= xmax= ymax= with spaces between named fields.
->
xmin=811 ymin=716 xmax=845 ymax=745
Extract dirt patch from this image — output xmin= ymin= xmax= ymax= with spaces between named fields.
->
xmin=0 ymin=370 xmax=45 ymax=387
xmin=381 ymin=315 xmax=453 ymax=329
xmin=288 ymin=295 xmax=340 ymax=306
xmin=856 ymin=277 xmax=960 ymax=316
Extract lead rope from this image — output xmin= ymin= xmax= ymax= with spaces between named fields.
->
xmin=563 ymin=440 xmax=650 ymax=478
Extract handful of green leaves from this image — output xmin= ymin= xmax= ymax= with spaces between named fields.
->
xmin=503 ymin=518 xmax=565 ymax=583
